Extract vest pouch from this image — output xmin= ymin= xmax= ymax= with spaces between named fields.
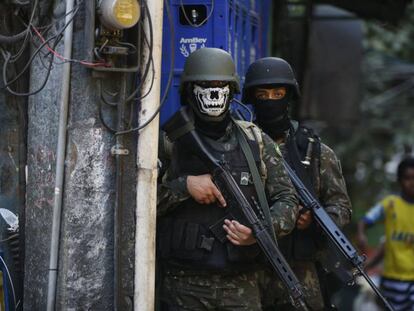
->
xmin=171 ymin=219 xmax=186 ymax=250
xmin=226 ymin=243 xmax=260 ymax=263
xmin=278 ymin=234 xmax=294 ymax=260
xmin=157 ymin=218 xmax=173 ymax=258
xmin=170 ymin=221 xmax=210 ymax=261
xmin=292 ymin=226 xmax=318 ymax=261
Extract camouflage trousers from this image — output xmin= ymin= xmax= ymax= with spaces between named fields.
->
xmin=260 ymin=261 xmax=325 ymax=311
xmin=160 ymin=268 xmax=263 ymax=311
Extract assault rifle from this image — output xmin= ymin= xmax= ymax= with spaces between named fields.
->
xmin=282 ymin=161 xmax=395 ymax=311
xmin=163 ymin=108 xmax=309 ymax=310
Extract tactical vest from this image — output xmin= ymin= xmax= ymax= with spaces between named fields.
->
xmin=279 ymin=124 xmax=322 ymax=261
xmin=157 ymin=129 xmax=263 ymax=271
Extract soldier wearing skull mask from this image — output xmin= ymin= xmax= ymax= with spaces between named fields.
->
xmin=156 ymin=48 xmax=299 ymax=310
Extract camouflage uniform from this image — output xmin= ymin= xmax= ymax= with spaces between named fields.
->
xmin=261 ymin=124 xmax=352 ymax=311
xmin=161 ymin=269 xmax=262 ymax=311
xmin=157 ymin=120 xmax=299 ymax=311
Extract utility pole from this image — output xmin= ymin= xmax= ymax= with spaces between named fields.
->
xmin=134 ymin=0 xmax=164 ymax=310
xmin=25 ymin=1 xmax=135 ymax=309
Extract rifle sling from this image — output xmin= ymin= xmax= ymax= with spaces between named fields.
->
xmin=234 ymin=123 xmax=278 ymax=243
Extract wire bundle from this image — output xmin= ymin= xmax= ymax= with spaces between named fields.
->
xmin=0 ymin=0 xmax=108 ymax=97
xmin=99 ymin=0 xmax=175 ymax=135
xmin=0 ymin=0 xmax=175 ymax=132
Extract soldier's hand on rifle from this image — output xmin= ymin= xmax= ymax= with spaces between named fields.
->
xmin=223 ymin=219 xmax=256 ymax=246
xmin=296 ymin=205 xmax=313 ymax=230
xmin=187 ymin=174 xmax=227 ymax=207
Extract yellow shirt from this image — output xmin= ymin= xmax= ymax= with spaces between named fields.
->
xmin=381 ymin=195 xmax=414 ymax=280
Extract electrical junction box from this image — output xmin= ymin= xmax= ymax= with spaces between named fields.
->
xmin=84 ymin=0 xmax=142 ymax=72
xmin=160 ymin=0 xmax=272 ymax=125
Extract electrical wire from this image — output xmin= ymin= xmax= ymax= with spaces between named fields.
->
xmin=0 ymin=234 xmax=19 ymax=244
xmin=98 ymin=96 xmax=118 ymax=133
xmin=103 ymin=87 xmax=119 ymax=97
xmin=179 ymin=0 xmax=215 ymax=28
xmin=0 ymin=255 xmax=17 ymax=311
xmin=97 ymin=0 xmax=155 ymax=131
xmin=6 ymin=0 xmax=78 ymax=66
xmin=9 ymin=31 xmax=33 ymax=65
xmin=2 ymin=32 xmax=62 ymax=96
xmin=32 ymin=0 xmax=82 ymax=33
xmin=98 ymin=80 xmax=119 ymax=107
xmin=1 ymin=0 xmax=108 ymax=96
xmin=8 ymin=0 xmax=39 ymax=63
xmin=122 ymin=0 xmax=155 ymax=104
xmin=133 ymin=31 xmax=155 ymax=102
xmin=31 ymin=25 xmax=109 ymax=67
xmin=0 ymin=29 xmax=30 ymax=45
xmin=115 ymin=0 xmax=175 ymax=135
xmin=12 ymin=0 xmax=30 ymax=5
xmin=127 ymin=94 xmax=136 ymax=128
xmin=115 ymin=40 xmax=137 ymax=54
xmin=0 ymin=2 xmax=81 ymax=92
xmin=1 ymin=38 xmax=51 ymax=89
xmin=98 ymin=0 xmax=156 ymax=132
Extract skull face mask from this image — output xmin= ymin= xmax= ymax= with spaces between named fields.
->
xmin=193 ymin=84 xmax=230 ymax=117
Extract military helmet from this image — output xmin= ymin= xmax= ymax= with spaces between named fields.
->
xmin=242 ymin=57 xmax=300 ymax=102
xmin=180 ymin=47 xmax=240 ymax=93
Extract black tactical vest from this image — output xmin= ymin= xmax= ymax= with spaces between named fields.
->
xmin=279 ymin=124 xmax=322 ymax=261
xmin=157 ymin=130 xmax=263 ymax=271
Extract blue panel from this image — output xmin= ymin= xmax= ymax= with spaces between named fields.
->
xmin=160 ymin=0 xmax=270 ymax=125
xmin=257 ymin=0 xmax=272 ymax=55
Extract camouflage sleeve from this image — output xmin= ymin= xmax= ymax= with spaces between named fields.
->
xmin=262 ymin=132 xmax=299 ymax=237
xmin=319 ymin=143 xmax=352 ymax=227
xmin=157 ymin=137 xmax=191 ymax=217
xmin=157 ymin=173 xmax=190 ymax=217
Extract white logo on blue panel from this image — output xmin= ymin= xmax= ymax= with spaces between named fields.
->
xmin=179 ymin=37 xmax=207 ymax=57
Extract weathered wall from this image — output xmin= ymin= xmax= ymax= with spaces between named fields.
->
xmin=25 ymin=1 xmax=136 ymax=310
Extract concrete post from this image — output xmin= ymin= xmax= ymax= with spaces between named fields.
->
xmin=134 ymin=0 xmax=164 ymax=310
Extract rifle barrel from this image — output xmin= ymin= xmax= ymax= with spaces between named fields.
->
xmin=282 ymin=159 xmax=395 ymax=311
xmin=358 ymin=267 xmax=395 ymax=311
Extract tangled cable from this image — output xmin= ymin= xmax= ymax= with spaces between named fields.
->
xmin=0 ymin=0 xmax=109 ymax=97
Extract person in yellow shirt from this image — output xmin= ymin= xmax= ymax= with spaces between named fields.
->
xmin=357 ymin=157 xmax=414 ymax=311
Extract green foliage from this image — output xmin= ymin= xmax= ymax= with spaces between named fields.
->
xmin=364 ymin=3 xmax=414 ymax=61
xmin=321 ymin=3 xmax=414 ymax=245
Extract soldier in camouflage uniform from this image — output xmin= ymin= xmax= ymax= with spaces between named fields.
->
xmin=242 ymin=57 xmax=352 ymax=310
xmin=157 ymin=48 xmax=299 ymax=311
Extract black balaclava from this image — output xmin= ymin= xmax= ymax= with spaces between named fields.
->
xmin=184 ymin=82 xmax=233 ymax=139
xmin=253 ymin=85 xmax=292 ymax=139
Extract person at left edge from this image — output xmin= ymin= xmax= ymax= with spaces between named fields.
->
xmin=157 ymin=48 xmax=299 ymax=311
